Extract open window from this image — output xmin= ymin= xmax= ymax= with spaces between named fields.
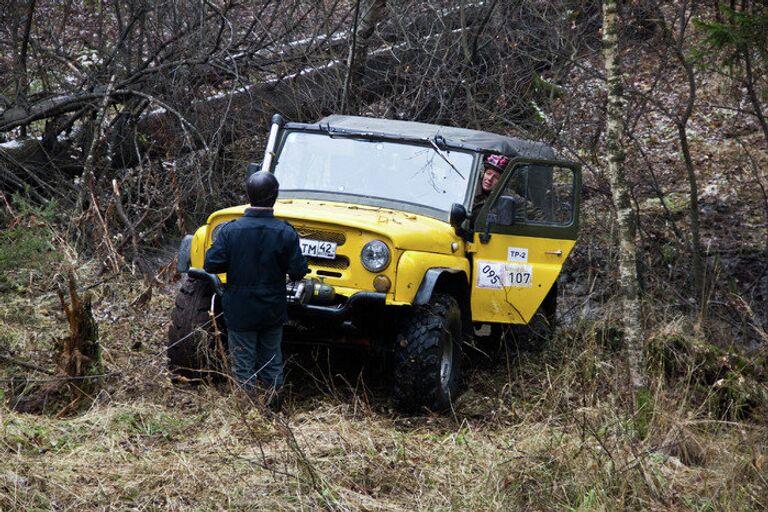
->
xmin=478 ymin=159 xmax=580 ymax=241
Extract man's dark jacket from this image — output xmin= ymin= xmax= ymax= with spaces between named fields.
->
xmin=204 ymin=208 xmax=308 ymax=331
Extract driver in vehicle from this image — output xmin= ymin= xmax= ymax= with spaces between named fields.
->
xmin=472 ymin=153 xmax=547 ymax=226
xmin=472 ymin=154 xmax=509 ymax=225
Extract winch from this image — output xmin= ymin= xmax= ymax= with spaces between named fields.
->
xmin=286 ymin=278 xmax=335 ymax=305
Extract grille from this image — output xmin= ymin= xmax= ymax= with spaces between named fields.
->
xmin=308 ymin=255 xmax=350 ymax=269
xmin=294 ymin=227 xmax=346 ymax=246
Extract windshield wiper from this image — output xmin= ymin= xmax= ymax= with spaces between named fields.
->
xmin=428 ymin=136 xmax=465 ymax=180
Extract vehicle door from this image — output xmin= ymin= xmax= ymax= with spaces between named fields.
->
xmin=470 ymin=158 xmax=581 ymax=324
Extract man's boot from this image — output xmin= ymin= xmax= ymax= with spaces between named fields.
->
xmin=264 ymin=385 xmax=284 ymax=412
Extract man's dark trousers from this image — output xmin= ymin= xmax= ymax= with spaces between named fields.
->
xmin=228 ymin=326 xmax=283 ymax=389
xmin=203 ymin=207 xmax=308 ymax=390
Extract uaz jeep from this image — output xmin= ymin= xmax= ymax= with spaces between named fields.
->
xmin=170 ymin=114 xmax=581 ymax=412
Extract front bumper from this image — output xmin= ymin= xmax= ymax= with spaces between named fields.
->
xmin=292 ymin=291 xmax=386 ymax=319
xmin=185 ymin=269 xmax=386 ymax=321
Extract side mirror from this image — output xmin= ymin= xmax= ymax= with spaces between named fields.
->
xmin=449 ymin=203 xmax=467 ymax=228
xmin=449 ymin=203 xmax=471 ymax=241
xmin=246 ymin=162 xmax=262 ymax=177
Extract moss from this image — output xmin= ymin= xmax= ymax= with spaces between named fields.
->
xmin=634 ymin=387 xmax=653 ymax=439
xmin=648 ymin=334 xmax=767 ymax=420
xmin=705 ymin=371 xmax=767 ymax=421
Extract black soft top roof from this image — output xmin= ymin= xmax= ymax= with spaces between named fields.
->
xmin=286 ymin=115 xmax=556 ymax=159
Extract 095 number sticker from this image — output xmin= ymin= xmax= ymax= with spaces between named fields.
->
xmin=477 ymin=261 xmax=505 ymax=288
xmin=477 ymin=261 xmax=533 ymax=288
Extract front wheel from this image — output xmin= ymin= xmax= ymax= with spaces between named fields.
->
xmin=393 ymin=294 xmax=462 ymax=413
xmin=167 ymin=277 xmax=228 ymax=380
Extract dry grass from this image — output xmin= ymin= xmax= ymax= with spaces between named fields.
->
xmin=1 ymin=230 xmax=766 ymax=510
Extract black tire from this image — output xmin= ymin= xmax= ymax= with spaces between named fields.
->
xmin=393 ymin=294 xmax=462 ymax=413
xmin=167 ymin=277 xmax=228 ymax=380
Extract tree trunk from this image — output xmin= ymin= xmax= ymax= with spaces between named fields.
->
xmin=673 ymin=3 xmax=704 ymax=302
xmin=603 ymin=0 xmax=649 ymax=431
xmin=58 ymin=272 xmax=102 ymax=383
xmin=14 ymin=0 xmax=36 ymax=138
xmin=743 ymin=49 xmax=768 ymax=145
xmin=341 ymin=0 xmax=387 ymax=114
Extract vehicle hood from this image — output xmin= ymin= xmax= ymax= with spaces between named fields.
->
xmin=209 ymin=199 xmax=461 ymax=254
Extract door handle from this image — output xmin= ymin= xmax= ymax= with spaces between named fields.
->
xmin=545 ymin=250 xmax=563 ymax=257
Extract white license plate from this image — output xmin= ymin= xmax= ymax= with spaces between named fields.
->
xmin=299 ymin=238 xmax=337 ymax=259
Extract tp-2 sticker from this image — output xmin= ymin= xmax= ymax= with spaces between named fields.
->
xmin=477 ymin=261 xmax=534 ymax=288
xmin=507 ymin=247 xmax=528 ymax=262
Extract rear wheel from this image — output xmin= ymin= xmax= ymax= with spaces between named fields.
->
xmin=167 ymin=277 xmax=228 ymax=380
xmin=393 ymin=294 xmax=462 ymax=412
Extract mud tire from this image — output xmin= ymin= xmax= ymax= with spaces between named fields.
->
xmin=393 ymin=294 xmax=462 ymax=413
xmin=167 ymin=277 xmax=227 ymax=380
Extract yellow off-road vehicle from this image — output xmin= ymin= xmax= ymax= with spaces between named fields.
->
xmin=170 ymin=114 xmax=581 ymax=412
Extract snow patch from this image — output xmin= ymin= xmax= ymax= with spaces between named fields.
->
xmin=0 ymin=140 xmax=23 ymax=149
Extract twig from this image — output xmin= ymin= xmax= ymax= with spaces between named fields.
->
xmin=0 ymin=190 xmax=16 ymax=218
xmin=0 ymin=353 xmax=53 ymax=374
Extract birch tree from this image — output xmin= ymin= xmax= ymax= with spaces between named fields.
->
xmin=603 ymin=0 xmax=649 ymax=427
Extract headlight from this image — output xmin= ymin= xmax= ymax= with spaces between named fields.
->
xmin=361 ymin=240 xmax=390 ymax=272
xmin=210 ymin=223 xmax=224 ymax=243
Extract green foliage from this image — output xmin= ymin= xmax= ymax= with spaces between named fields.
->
xmin=694 ymin=6 xmax=768 ymax=65
xmin=533 ymin=73 xmax=564 ymax=99
xmin=648 ymin=333 xmax=767 ymax=420
xmin=633 ymin=387 xmax=652 ymax=439
xmin=9 ymin=192 xmax=58 ymax=223
xmin=111 ymin=409 xmax=186 ymax=440
xmin=0 ymin=194 xmax=59 ymax=290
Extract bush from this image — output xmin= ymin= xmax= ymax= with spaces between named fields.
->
xmin=648 ymin=332 xmax=767 ymax=420
xmin=0 ymin=194 xmax=59 ymax=291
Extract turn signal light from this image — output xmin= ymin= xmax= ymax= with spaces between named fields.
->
xmin=373 ymin=275 xmax=391 ymax=293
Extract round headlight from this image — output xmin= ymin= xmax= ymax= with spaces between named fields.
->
xmin=210 ymin=223 xmax=224 ymax=243
xmin=361 ymin=240 xmax=390 ymax=272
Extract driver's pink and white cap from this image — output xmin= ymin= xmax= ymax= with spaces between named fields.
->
xmin=484 ymin=154 xmax=510 ymax=172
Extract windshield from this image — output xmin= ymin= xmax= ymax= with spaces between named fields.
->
xmin=273 ymin=131 xmax=473 ymax=216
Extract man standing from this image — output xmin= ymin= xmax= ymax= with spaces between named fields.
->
xmin=204 ymin=171 xmax=308 ymax=408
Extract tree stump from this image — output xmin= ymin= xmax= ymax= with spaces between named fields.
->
xmin=57 ymin=271 xmax=102 ymax=381
xmin=11 ymin=272 xmax=102 ymax=415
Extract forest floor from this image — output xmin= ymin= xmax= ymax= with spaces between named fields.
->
xmin=1 ymin=224 xmax=766 ymax=510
